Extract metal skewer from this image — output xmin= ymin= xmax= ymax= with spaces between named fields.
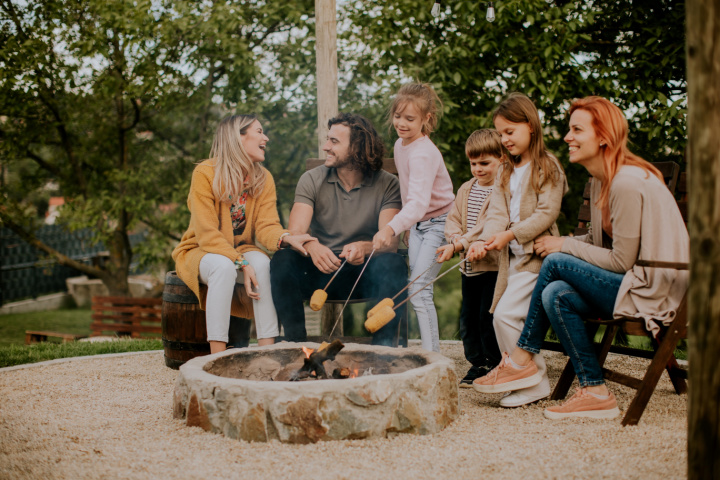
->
xmin=392 ymin=258 xmax=468 ymax=311
xmin=329 ymin=249 xmax=376 ymax=338
xmin=323 ymin=259 xmax=347 ymax=291
xmin=388 ymin=253 xmax=440 ymax=301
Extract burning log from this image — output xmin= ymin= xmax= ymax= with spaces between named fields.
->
xmin=291 ymin=340 xmax=345 ymax=381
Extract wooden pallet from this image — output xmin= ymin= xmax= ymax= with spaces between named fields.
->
xmin=90 ymin=296 xmax=162 ymax=338
xmin=25 ymin=330 xmax=86 ymax=345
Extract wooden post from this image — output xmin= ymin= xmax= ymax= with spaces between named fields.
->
xmin=315 ymin=0 xmax=338 ymax=158
xmin=686 ymin=1 xmax=720 ymax=478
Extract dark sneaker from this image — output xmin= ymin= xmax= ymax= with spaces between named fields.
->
xmin=459 ymin=366 xmax=491 ymax=388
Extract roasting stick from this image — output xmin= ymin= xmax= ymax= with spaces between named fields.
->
xmin=309 ymin=259 xmax=348 ymax=311
xmin=366 ymin=253 xmax=440 ymax=317
xmin=328 ymin=249 xmax=376 ymax=338
xmin=365 ymin=258 xmax=468 ymax=333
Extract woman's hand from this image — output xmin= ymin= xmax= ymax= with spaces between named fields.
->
xmin=372 ymin=225 xmax=396 ymax=251
xmin=533 ymin=236 xmax=564 ymax=258
xmin=484 ymin=230 xmax=515 ymax=251
xmin=242 ymin=265 xmax=260 ymax=300
xmin=466 ymin=241 xmax=488 ymax=261
xmin=436 ymin=244 xmax=455 ymax=263
xmin=281 ymin=233 xmax=316 ymax=256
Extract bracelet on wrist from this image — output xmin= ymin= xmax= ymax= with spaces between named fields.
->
xmin=277 ymin=232 xmax=290 ymax=249
xmin=234 ymin=256 xmax=250 ymax=270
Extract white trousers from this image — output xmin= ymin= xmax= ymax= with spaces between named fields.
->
xmin=493 ymin=254 xmax=550 ymax=397
xmin=198 ymin=251 xmax=279 ymax=342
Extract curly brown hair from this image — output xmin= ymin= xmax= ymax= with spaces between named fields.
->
xmin=328 ymin=113 xmax=385 ymax=176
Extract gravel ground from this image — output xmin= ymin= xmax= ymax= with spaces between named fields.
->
xmin=0 ymin=342 xmax=687 ymax=480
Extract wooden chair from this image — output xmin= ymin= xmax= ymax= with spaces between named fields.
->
xmin=303 ymin=158 xmax=409 ymax=347
xmin=550 ymin=161 xmax=688 ymax=425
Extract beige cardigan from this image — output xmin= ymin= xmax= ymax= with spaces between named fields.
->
xmin=561 ymin=166 xmax=689 ymax=336
xmin=172 ymin=160 xmax=288 ymax=319
xmin=479 ymin=158 xmax=568 ymax=311
xmin=444 ymin=178 xmax=499 ymax=274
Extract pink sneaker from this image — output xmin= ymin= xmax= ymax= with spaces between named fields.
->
xmin=472 ymin=352 xmax=542 ymax=393
xmin=544 ymin=388 xmax=621 ymax=420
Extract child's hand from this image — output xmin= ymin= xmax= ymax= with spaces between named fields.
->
xmin=484 ymin=230 xmax=515 ymax=251
xmin=466 ymin=241 xmax=488 ymax=261
xmin=401 ymin=230 xmax=410 ymax=247
xmin=372 ymin=225 xmax=396 ymax=251
xmin=436 ymin=244 xmax=455 ymax=263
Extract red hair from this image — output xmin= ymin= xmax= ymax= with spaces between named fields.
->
xmin=568 ymin=97 xmax=662 ymax=213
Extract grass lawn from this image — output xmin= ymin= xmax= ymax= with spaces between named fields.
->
xmin=0 ymin=308 xmax=163 ymax=368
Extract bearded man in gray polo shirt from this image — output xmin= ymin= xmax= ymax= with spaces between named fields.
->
xmin=270 ymin=113 xmax=408 ymax=346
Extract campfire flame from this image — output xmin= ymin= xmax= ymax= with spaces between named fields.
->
xmin=349 ymin=368 xmax=360 ymax=379
xmin=301 ymin=346 xmax=314 ymax=359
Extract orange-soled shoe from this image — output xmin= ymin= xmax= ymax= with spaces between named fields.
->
xmin=544 ymin=388 xmax=620 ymax=420
xmin=472 ymin=352 xmax=542 ymax=394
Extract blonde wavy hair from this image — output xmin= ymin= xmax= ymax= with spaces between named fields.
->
xmin=209 ymin=114 xmax=266 ymax=202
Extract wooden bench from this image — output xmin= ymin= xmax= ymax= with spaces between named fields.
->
xmin=549 ymin=161 xmax=688 ymax=425
xmin=305 ymin=158 xmax=409 ymax=347
xmin=25 ymin=330 xmax=86 ymax=345
xmin=90 ymin=296 xmax=162 ymax=338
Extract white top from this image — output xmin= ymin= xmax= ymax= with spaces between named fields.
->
xmin=508 ymin=162 xmax=530 ymax=257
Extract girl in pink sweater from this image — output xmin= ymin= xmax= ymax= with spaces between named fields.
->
xmin=373 ymin=83 xmax=455 ymax=352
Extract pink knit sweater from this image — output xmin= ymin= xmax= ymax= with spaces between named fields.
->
xmin=386 ymin=136 xmax=455 ymax=234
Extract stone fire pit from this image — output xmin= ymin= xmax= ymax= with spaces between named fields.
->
xmin=172 ymin=342 xmax=459 ymax=443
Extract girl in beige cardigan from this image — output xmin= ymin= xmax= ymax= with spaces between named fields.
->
xmin=472 ymin=96 xmax=688 ymax=420
xmin=173 ymin=115 xmax=313 ymax=353
xmin=467 ymin=93 xmax=567 ymax=408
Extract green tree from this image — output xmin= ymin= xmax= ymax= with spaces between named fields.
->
xmin=0 ymin=0 xmax=314 ymax=294
xmin=339 ymin=0 xmax=686 ymax=233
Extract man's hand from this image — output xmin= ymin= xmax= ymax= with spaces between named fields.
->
xmin=339 ymin=242 xmax=366 ymax=265
xmin=372 ymin=225 xmax=396 ymax=252
xmin=436 ymin=244 xmax=456 ymax=263
xmin=241 ymin=265 xmax=260 ymax=300
xmin=484 ymin=230 xmax=515 ymax=251
xmin=466 ymin=241 xmax=488 ymax=261
xmin=534 ymin=236 xmax=564 ymax=258
xmin=305 ymin=241 xmax=342 ymax=273
xmin=281 ymin=233 xmax=316 ymax=256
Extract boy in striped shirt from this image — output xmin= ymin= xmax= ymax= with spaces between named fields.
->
xmin=437 ymin=130 xmax=506 ymax=387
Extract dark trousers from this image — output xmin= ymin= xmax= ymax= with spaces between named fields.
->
xmin=270 ymin=249 xmax=408 ymax=345
xmin=459 ymin=271 xmax=501 ymax=368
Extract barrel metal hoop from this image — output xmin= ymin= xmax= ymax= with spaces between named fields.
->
xmin=162 ymin=338 xmax=210 ymax=352
xmin=162 ymin=292 xmax=199 ymax=304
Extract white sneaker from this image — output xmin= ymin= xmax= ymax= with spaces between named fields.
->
xmin=499 ymin=391 xmax=549 ymax=408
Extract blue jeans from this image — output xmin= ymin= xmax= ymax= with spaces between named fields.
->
xmin=516 ymin=253 xmax=624 ymax=387
xmin=408 ymin=213 xmax=447 ymax=352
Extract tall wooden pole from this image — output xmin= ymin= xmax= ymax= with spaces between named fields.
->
xmin=315 ymin=0 xmax=338 ymax=159
xmin=686 ymin=0 xmax=720 ymax=478
xmin=315 ymin=0 xmax=342 ymax=334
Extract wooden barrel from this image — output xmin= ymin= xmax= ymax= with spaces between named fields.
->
xmin=161 ymin=271 xmax=252 ymax=369
xmin=161 ymin=272 xmax=210 ymax=369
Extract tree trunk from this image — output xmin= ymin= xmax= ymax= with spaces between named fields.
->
xmin=686 ymin=1 xmax=720 ymax=478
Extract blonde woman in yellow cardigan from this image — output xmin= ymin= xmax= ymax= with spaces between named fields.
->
xmin=173 ymin=115 xmax=314 ymax=353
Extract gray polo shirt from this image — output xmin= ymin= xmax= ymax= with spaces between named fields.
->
xmin=295 ymin=166 xmax=402 ymax=252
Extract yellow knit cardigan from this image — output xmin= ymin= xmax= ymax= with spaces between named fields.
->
xmin=172 ymin=160 xmax=287 ymax=318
